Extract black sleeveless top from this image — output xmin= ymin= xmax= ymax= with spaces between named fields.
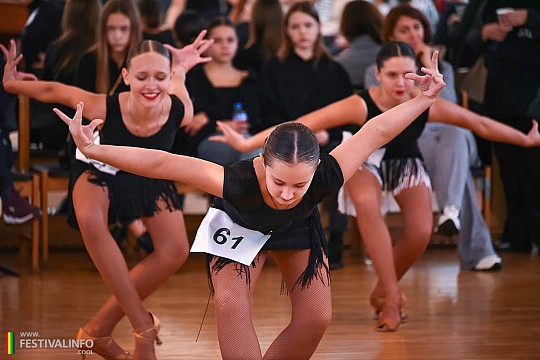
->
xmin=100 ymin=94 xmax=184 ymax=151
xmin=66 ymin=94 xmax=185 ymax=228
xmin=361 ymin=90 xmax=429 ymax=160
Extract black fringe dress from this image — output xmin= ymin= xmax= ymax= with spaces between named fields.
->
xmin=208 ymin=153 xmax=344 ymax=291
xmin=66 ymin=94 xmax=184 ymax=228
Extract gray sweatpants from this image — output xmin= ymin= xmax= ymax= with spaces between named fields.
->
xmin=418 ymin=122 xmax=498 ymax=269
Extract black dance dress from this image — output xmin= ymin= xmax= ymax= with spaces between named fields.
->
xmin=67 ymin=94 xmax=184 ymax=228
xmin=209 ymin=153 xmax=344 ymax=289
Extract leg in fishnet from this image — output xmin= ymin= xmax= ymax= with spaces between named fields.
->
xmin=264 ymin=249 xmax=332 ymax=360
xmin=211 ymin=252 xmax=268 ymax=360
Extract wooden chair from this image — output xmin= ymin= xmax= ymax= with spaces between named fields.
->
xmin=15 ymin=95 xmax=70 ymax=266
xmin=11 ymin=172 xmax=40 ymax=272
xmin=0 ymin=3 xmax=28 ymax=44
xmin=9 ymin=95 xmax=41 ymax=272
xmin=31 ymin=162 xmax=69 ymax=265
xmin=1 ymin=3 xmax=41 ymax=271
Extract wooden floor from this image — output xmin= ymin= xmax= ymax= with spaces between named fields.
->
xmin=1 ymin=244 xmax=539 ymax=359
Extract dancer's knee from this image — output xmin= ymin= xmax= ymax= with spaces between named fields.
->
xmin=153 ymin=237 xmax=189 ymax=271
xmin=352 ymin=196 xmax=380 ymax=219
xmin=294 ymin=300 xmax=332 ymax=335
xmin=214 ymin=287 xmax=250 ymax=317
xmin=311 ymin=306 xmax=332 ymax=333
xmin=76 ymin=208 xmax=107 ymax=235
xmin=402 ymin=222 xmax=432 ymax=249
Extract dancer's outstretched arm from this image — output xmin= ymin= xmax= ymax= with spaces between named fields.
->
xmin=430 ymin=99 xmax=540 ymax=147
xmin=330 ymin=52 xmax=445 ymax=182
xmin=55 ymin=103 xmax=225 ymax=197
xmin=212 ymin=52 xmax=446 ymax=183
xmin=1 ymin=39 xmax=105 ymax=121
xmin=210 ymin=93 xmax=369 ymax=153
xmin=164 ymin=30 xmax=214 ymax=127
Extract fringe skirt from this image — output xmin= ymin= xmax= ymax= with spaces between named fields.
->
xmin=338 ymin=157 xmax=432 ymax=217
xmin=66 ymin=160 xmax=182 ymax=229
xmin=205 ymin=207 xmax=330 ymax=293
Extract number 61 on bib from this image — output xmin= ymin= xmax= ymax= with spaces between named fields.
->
xmin=190 ymin=208 xmax=271 ymax=265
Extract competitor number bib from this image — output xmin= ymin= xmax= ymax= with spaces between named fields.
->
xmin=191 ymin=208 xmax=271 ymax=265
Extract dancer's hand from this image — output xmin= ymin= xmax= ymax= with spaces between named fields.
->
xmin=1 ymin=39 xmax=38 ymax=85
xmin=54 ymin=102 xmax=103 ymax=155
xmin=404 ymin=50 xmax=445 ymax=102
xmin=525 ymin=120 xmax=540 ymax=147
xmin=164 ymin=30 xmax=214 ymax=72
xmin=209 ymin=121 xmax=251 ymax=152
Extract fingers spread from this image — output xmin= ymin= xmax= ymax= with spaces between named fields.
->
xmin=89 ymin=119 xmax=104 ymax=132
xmin=197 ymin=39 xmax=214 ymax=54
xmin=0 ymin=44 xmax=8 ymax=57
xmin=193 ymin=30 xmax=207 ymax=45
xmin=431 ymin=50 xmax=439 ymax=72
xmin=53 ymin=108 xmax=71 ymax=125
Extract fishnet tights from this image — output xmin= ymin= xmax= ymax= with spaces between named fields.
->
xmin=211 ymin=249 xmax=332 ymax=360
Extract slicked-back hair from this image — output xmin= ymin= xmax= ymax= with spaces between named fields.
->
xmin=262 ymin=122 xmax=320 ymax=168
xmin=375 ymin=41 xmax=416 ymax=70
xmin=126 ymin=39 xmax=171 ymax=68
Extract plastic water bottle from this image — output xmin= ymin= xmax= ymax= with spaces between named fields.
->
xmin=232 ymin=102 xmax=248 ymax=121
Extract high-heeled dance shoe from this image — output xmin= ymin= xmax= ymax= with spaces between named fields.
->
xmin=76 ymin=327 xmax=132 ymax=360
xmin=133 ymin=313 xmax=162 ymax=360
xmin=369 ymin=292 xmax=408 ymax=332
xmin=148 ymin=312 xmax=162 ymax=345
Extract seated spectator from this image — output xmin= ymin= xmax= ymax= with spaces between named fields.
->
xmin=233 ymin=0 xmax=283 ymax=75
xmin=185 ymin=16 xmax=262 ymax=165
xmin=335 ymin=0 xmax=383 ymax=91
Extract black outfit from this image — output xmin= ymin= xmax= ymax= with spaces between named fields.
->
xmin=21 ymin=0 xmax=64 ymax=149
xmin=261 ymin=53 xmax=352 ymax=133
xmin=33 ymin=42 xmax=84 ymax=151
xmin=76 ymin=52 xmax=129 ymax=94
xmin=210 ymin=153 xmax=344 ymax=289
xmin=261 ymin=53 xmax=353 ymax=267
xmin=482 ymin=1 xmax=540 ymax=251
xmin=234 ymin=44 xmax=265 ymax=76
xmin=20 ymin=0 xmax=64 ymax=77
xmin=235 ymin=22 xmax=249 ymax=51
xmin=67 ymin=94 xmax=184 ymax=228
xmin=184 ymin=65 xmax=262 ymax=155
xmin=362 ymin=90 xmax=428 ymax=160
xmin=359 ymin=90 xmax=430 ymax=190
xmin=66 ymin=51 xmax=129 ymax=229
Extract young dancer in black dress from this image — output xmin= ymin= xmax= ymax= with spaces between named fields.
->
xmin=56 ymin=52 xmax=445 ymax=359
xmin=213 ymin=42 xmax=540 ymax=333
xmin=2 ymin=34 xmax=212 ymax=359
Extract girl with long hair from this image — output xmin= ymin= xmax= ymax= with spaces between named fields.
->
xmin=2 ymin=34 xmax=212 ymax=359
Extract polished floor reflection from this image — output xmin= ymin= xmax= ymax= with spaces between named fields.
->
xmin=1 ymin=247 xmax=539 ymax=359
